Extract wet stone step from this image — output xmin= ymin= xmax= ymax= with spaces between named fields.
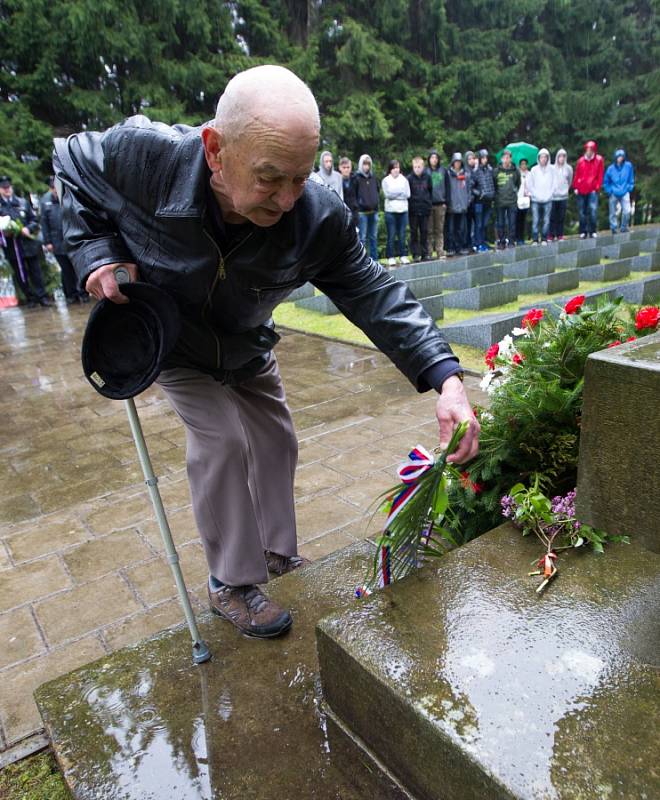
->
xmin=35 ymin=541 xmax=409 ymax=800
xmin=317 ymin=524 xmax=659 ymax=800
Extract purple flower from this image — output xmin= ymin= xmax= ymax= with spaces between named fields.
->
xmin=500 ymin=495 xmax=516 ymax=519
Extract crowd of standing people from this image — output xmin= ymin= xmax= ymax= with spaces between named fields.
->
xmin=310 ymin=141 xmax=636 ymax=265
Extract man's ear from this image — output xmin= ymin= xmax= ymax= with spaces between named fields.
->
xmin=201 ymin=126 xmax=223 ymax=173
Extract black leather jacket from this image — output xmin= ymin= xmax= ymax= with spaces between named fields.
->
xmin=53 ymin=116 xmax=455 ymax=389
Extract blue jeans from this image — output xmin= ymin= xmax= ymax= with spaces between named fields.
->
xmin=447 ymin=213 xmax=468 ymax=253
xmin=473 ymin=201 xmax=493 ymax=248
xmin=384 ymin=211 xmax=408 ymax=258
xmin=550 ymin=199 xmax=568 ymax=238
xmin=608 ymin=193 xmax=631 ymax=232
xmin=495 ymin=206 xmax=516 ymax=243
xmin=358 ymin=211 xmax=379 ymax=260
xmin=531 ymin=201 xmax=552 ymax=242
xmin=577 ymin=192 xmax=599 ymax=235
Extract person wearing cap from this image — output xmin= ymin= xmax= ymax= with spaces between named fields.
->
xmin=471 ymin=149 xmax=496 ymax=252
xmin=40 ymin=177 xmax=88 ymax=304
xmin=572 ymin=140 xmax=605 ymax=239
xmin=54 ymin=66 xmax=479 ymax=640
xmin=0 ymin=176 xmax=51 ymax=307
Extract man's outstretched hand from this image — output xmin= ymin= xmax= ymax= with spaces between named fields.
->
xmin=85 ymin=262 xmax=138 ymax=304
xmin=436 ymin=375 xmax=480 ymax=463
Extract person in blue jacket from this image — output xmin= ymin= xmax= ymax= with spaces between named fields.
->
xmin=603 ymin=149 xmax=635 ymax=233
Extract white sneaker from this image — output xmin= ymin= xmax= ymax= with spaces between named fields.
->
xmin=400 ymin=256 xmax=411 ymax=265
xmin=591 ymin=232 xmax=598 ymax=238
xmin=579 ymin=233 xmax=587 ymax=240
xmin=532 ymin=241 xmax=539 ymax=246
xmin=541 ymin=240 xmax=548 ymax=246
xmin=387 ymin=257 xmax=397 ymax=267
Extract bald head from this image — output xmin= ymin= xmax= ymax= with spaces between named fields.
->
xmin=214 ymin=65 xmax=320 ymax=143
xmin=203 ymin=66 xmax=321 ymax=227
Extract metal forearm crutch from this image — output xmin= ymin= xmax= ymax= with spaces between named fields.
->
xmin=114 ymin=267 xmax=210 ymax=665
xmin=124 ymin=398 xmax=211 ymax=664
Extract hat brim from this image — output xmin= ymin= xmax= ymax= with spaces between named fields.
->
xmin=82 ymin=282 xmax=181 ymax=400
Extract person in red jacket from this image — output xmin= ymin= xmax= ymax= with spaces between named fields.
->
xmin=572 ymin=140 xmax=605 ymax=238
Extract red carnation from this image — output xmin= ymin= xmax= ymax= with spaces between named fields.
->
xmin=512 ymin=352 xmax=524 ymax=366
xmin=626 ymin=336 xmax=636 ymax=342
xmin=460 ymin=471 xmax=483 ymax=494
xmin=485 ymin=343 xmax=499 ymax=370
xmin=564 ymin=295 xmax=585 ymax=314
xmin=522 ymin=308 xmax=544 ymax=328
xmin=635 ymin=306 xmax=660 ymax=331
xmin=607 ymin=340 xmax=621 ymax=348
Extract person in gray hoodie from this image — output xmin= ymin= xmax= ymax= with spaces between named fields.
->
xmin=526 ymin=148 xmax=555 ymax=244
xmin=309 ymin=150 xmax=344 ymax=199
xmin=549 ymin=148 xmax=573 ymax=240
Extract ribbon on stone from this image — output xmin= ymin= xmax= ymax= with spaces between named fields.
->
xmin=354 ymin=445 xmax=435 ymax=598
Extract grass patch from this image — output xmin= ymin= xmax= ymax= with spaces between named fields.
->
xmin=274 ymin=269 xmax=654 ymax=374
xmin=0 ymin=751 xmax=69 ymax=800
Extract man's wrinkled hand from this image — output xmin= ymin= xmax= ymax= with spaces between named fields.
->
xmin=85 ymin=262 xmax=138 ymax=304
xmin=435 ymin=375 xmax=480 ymax=464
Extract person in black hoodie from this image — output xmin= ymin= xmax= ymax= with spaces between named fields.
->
xmin=407 ymin=157 xmax=433 ymax=261
xmin=338 ymin=157 xmax=359 ymax=230
xmin=354 ymin=154 xmax=380 ymax=260
xmin=427 ymin=149 xmax=447 ymax=257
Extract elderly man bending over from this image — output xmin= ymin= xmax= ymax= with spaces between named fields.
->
xmin=54 ymin=66 xmax=479 ymax=639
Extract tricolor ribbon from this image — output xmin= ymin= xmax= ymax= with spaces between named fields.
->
xmin=0 ymin=229 xmax=26 ymax=284
xmin=355 ymin=445 xmax=435 ymax=597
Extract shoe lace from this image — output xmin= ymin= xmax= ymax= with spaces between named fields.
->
xmin=242 ymin=586 xmax=268 ymax=615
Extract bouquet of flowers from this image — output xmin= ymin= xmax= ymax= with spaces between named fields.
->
xmin=501 ymin=477 xmax=629 ymax=593
xmin=355 ymin=421 xmax=468 ymax=597
xmin=0 ymin=216 xmax=25 ymax=237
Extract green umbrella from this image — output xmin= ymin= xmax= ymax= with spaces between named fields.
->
xmin=496 ymin=142 xmax=539 ymax=167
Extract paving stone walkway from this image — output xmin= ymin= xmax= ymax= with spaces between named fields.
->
xmin=0 ymin=300 xmax=483 ymax=756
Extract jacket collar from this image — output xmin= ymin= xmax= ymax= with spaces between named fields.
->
xmin=155 ymin=126 xmax=209 ymax=218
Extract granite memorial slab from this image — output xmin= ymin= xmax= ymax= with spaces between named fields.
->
xmin=632 ymin=251 xmax=660 ymax=271
xmin=439 ymin=311 xmax=526 ymax=349
xmin=616 ymin=275 xmax=660 ymax=304
xmin=503 ymin=256 xmax=556 ymax=278
xmin=295 ymin=293 xmax=339 ymax=314
xmin=419 ymin=293 xmax=445 ymax=320
xmin=288 ymin=282 xmax=315 ymax=302
xmin=517 ymin=268 xmax=580 ymax=294
xmin=318 ymin=523 xmax=659 ymax=800
xmin=442 ymin=265 xmax=504 ymax=291
xmin=443 ymin=280 xmax=519 ymax=310
xmin=579 ymin=261 xmax=631 ymax=282
xmin=556 ymin=248 xmax=601 ymax=268
xmin=401 ymin=274 xmax=445 ymax=298
xmin=601 ymin=240 xmax=640 ymax=260
xmin=577 ymin=331 xmax=660 ymax=550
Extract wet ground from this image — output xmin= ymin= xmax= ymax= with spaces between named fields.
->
xmin=0 ymin=299 xmax=483 ymax=757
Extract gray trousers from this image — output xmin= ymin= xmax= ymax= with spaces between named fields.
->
xmin=156 ymin=354 xmax=298 ymax=586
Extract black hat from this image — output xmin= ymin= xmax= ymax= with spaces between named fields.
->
xmin=0 ymin=175 xmax=11 ymax=188
xmin=82 ymin=282 xmax=181 ymax=400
